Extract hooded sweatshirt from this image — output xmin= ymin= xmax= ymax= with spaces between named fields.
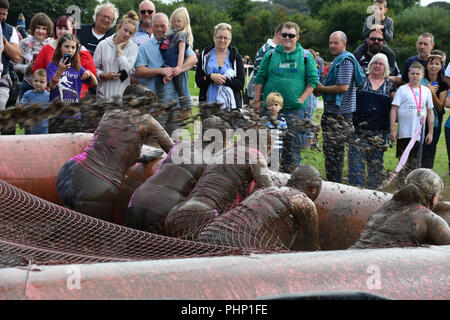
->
xmin=93 ymin=34 xmax=139 ymax=101
xmin=254 ymin=43 xmax=319 ymax=110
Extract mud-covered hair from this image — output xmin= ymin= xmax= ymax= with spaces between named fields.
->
xmin=287 ymin=165 xmax=322 ymax=200
xmin=393 ymin=168 xmax=443 ymax=208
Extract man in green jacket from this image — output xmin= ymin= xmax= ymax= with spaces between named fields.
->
xmin=254 ymin=22 xmax=319 ymax=173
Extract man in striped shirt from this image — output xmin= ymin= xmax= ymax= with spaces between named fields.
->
xmin=314 ymin=31 xmax=366 ymax=183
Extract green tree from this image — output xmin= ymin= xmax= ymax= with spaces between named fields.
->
xmin=226 ymin=0 xmax=256 ymax=24
xmin=272 ymin=0 xmax=311 ymax=14
xmin=6 ymin=0 xmax=98 ymax=27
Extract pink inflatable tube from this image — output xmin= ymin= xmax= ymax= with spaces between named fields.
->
xmin=0 ymin=245 xmax=448 ymax=300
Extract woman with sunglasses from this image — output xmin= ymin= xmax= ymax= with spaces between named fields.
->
xmin=195 ymin=22 xmax=245 ymax=120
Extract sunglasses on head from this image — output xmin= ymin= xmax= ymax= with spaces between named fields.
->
xmin=140 ymin=10 xmax=154 ymax=15
xmin=281 ymin=32 xmax=296 ymax=39
xmin=369 ymin=37 xmax=384 ymax=42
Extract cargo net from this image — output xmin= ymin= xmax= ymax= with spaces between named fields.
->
xmin=0 ymin=179 xmax=273 ymax=269
xmin=166 ymin=205 xmax=293 ymax=252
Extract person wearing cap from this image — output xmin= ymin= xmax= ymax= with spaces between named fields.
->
xmin=352 ymin=168 xmax=450 ymax=248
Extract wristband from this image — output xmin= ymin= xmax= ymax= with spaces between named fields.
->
xmin=52 ymin=74 xmax=60 ymax=83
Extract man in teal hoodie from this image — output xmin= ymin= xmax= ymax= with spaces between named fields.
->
xmin=314 ymin=31 xmax=366 ymax=183
xmin=254 ymin=22 xmax=319 ymax=173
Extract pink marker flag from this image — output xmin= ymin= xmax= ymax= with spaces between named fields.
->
xmin=378 ymin=116 xmax=425 ymax=190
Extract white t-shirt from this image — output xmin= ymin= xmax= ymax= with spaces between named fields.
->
xmin=392 ymin=84 xmax=433 ymax=141
xmin=445 ymin=62 xmax=450 ymax=78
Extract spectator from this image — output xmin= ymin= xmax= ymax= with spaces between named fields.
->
xmin=261 ymin=92 xmax=287 ymax=169
xmin=0 ymin=0 xmax=21 ymax=111
xmin=94 ymin=11 xmax=139 ymax=101
xmin=348 ymin=53 xmax=396 ymax=189
xmin=354 ymin=29 xmax=399 ymax=77
xmin=18 ymin=68 xmax=49 ymax=134
xmin=46 ymin=34 xmax=97 ymax=133
xmin=401 ymin=33 xmax=435 ymax=84
xmin=355 ymin=0 xmax=396 ymax=76
xmin=77 ymin=2 xmax=118 ymax=57
xmin=316 ymin=51 xmax=325 ymax=83
xmin=134 ymin=12 xmax=197 ymax=134
xmin=254 ymin=22 xmax=319 ymax=173
xmin=246 ymin=24 xmax=283 ymax=108
xmin=362 ymin=0 xmax=394 ymax=43
xmin=33 ymin=15 xmax=97 ymax=99
xmin=16 ymin=13 xmax=27 ymax=40
xmin=15 ymin=13 xmax=53 ymax=100
xmin=131 ymin=0 xmax=156 ymax=46
xmin=195 ymin=23 xmax=245 ymax=115
xmin=446 ymin=91 xmax=450 ymax=175
xmin=313 ymin=31 xmax=365 ymax=183
xmin=390 ymin=62 xmax=434 ymax=187
xmin=421 ymin=53 xmax=448 ymax=169
xmin=159 ymin=7 xmax=193 ymax=109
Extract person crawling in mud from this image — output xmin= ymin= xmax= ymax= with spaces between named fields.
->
xmin=352 ymin=168 xmax=450 ymax=248
xmin=198 ymin=165 xmax=322 ymax=252
xmin=56 ymin=84 xmax=174 ymax=222
xmin=164 ymin=123 xmax=274 ymax=240
xmin=125 ymin=115 xmax=231 ymax=234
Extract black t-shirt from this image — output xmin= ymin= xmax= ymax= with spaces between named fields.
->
xmin=77 ymin=24 xmax=114 ymax=56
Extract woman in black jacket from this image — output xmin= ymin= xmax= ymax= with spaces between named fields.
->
xmin=195 ymin=23 xmax=245 ymax=117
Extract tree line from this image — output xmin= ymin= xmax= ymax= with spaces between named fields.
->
xmin=6 ymin=0 xmax=450 ymax=70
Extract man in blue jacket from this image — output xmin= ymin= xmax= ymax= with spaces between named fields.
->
xmin=314 ymin=31 xmax=365 ymax=183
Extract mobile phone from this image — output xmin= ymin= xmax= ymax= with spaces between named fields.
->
xmin=119 ymin=69 xmax=128 ymax=82
xmin=431 ymin=81 xmax=439 ymax=86
xmin=62 ymin=54 xmax=72 ymax=65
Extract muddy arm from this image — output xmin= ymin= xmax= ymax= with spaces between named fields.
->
xmin=290 ymin=193 xmax=320 ymax=251
xmin=426 ymin=213 xmax=450 ymax=245
xmin=141 ymin=114 xmax=174 ymax=154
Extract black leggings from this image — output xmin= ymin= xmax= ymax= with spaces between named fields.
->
xmin=56 ymin=160 xmax=119 ymax=222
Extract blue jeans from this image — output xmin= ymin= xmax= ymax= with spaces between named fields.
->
xmin=304 ymin=94 xmax=318 ymax=139
xmin=348 ymin=131 xmax=386 ymax=189
xmin=280 ymin=108 xmax=306 ymax=173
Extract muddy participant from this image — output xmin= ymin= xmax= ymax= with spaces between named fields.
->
xmin=125 ymin=116 xmax=231 ymax=233
xmin=165 ymin=135 xmax=274 ymax=239
xmin=352 ymin=168 xmax=450 ymax=248
xmin=198 ymin=166 xmax=322 ymax=251
xmin=56 ymin=84 xmax=174 ymax=222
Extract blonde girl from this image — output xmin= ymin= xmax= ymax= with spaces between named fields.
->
xmin=159 ymin=7 xmax=193 ymax=107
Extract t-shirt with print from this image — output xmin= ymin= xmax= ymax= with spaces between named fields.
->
xmin=392 ymin=84 xmax=433 ymax=141
xmin=46 ymin=63 xmax=87 ymax=103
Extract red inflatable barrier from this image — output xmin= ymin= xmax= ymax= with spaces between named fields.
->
xmin=0 ymin=134 xmax=163 ymax=224
xmin=0 ymin=245 xmax=448 ymax=300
